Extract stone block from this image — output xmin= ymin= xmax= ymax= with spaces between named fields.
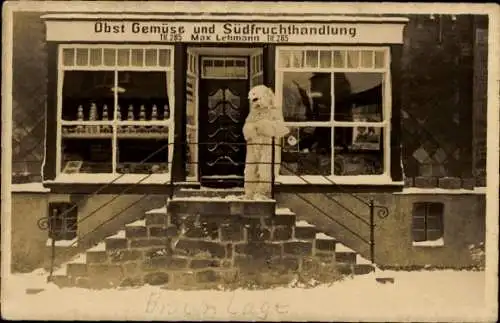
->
xmin=246 ymin=225 xmax=272 ymax=242
xmin=195 ymin=269 xmax=222 ymax=283
xmin=145 ymin=256 xmax=188 ymax=270
xmin=283 ymin=241 xmax=313 ymax=256
xmin=404 ymin=176 xmax=414 ymax=187
xmin=143 ymin=272 xmax=170 ymax=285
xmin=190 ymin=259 xmax=221 ymax=269
xmin=130 ymin=238 xmax=166 ymax=248
xmin=105 ymin=238 xmax=128 ymax=250
xmin=438 ymin=177 xmax=462 ymax=189
xmin=175 ymin=239 xmax=227 ymax=258
xmin=268 ymin=256 xmax=300 ymax=272
xmin=108 ymin=249 xmax=143 ymax=262
xmin=414 ymin=176 xmax=438 ymax=188
xmin=86 ymin=251 xmax=107 ymax=264
xmin=272 ymin=226 xmax=293 ymax=241
xmin=67 ymin=263 xmax=87 ymax=277
xmin=171 ymin=270 xmax=196 ymax=286
xmin=75 ymin=277 xmax=90 ymax=288
xmin=146 ymin=213 xmax=168 ymax=226
xmin=266 ymin=214 xmax=296 ymax=226
xmin=220 ymin=224 xmax=245 ymax=241
xmin=294 ymin=226 xmax=317 ymax=240
xmin=315 ymin=239 xmax=337 ymax=252
xmin=122 ymin=262 xmax=142 ymax=277
xmin=335 ymin=252 xmax=357 ymax=264
xmin=50 ymin=275 xmax=72 ymax=288
xmin=126 ymin=226 xmax=147 ymax=239
xmin=149 ymin=226 xmax=179 ymax=238
xmin=235 ymin=242 xmax=282 ymax=258
xmin=461 ymin=177 xmax=476 ymax=190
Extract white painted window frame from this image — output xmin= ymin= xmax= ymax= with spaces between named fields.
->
xmin=55 ymin=44 xmax=175 ymax=184
xmin=186 ymin=48 xmax=199 ymax=183
xmin=200 ymin=56 xmax=249 ymax=80
xmin=275 ymin=45 xmax=393 ymax=185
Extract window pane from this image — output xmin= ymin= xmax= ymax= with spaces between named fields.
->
xmin=89 ymin=48 xmax=102 ymax=66
xmin=333 ymin=50 xmax=345 ymax=68
xmin=281 ymin=127 xmax=332 ymax=176
xmin=305 ymin=50 xmax=318 ymax=68
xmin=117 ymin=71 xmax=170 ymax=122
xmin=282 ymin=72 xmax=331 ymax=122
xmin=319 ymin=50 xmax=332 ymax=68
xmin=145 ymin=49 xmax=158 ymax=66
xmin=412 ymin=215 xmax=426 ymax=230
xmin=158 ymin=49 xmax=171 ymax=67
xmin=334 ymin=73 xmax=383 ymax=122
xmin=279 ymin=50 xmax=292 ymax=68
xmin=75 ymin=48 xmax=89 ymax=66
xmin=334 ymin=127 xmax=384 ymax=175
xmin=62 ymin=48 xmax=75 ymax=66
xmin=412 ymin=229 xmax=427 ymax=242
xmin=103 ymin=49 xmax=116 ymax=66
xmin=131 ymin=49 xmax=144 ymax=66
xmin=426 ymin=214 xmax=443 ymax=232
xmin=116 ymin=139 xmax=169 ymax=174
xmin=374 ymin=51 xmax=386 ymax=68
xmin=61 ymin=138 xmax=112 ymax=173
xmin=117 ymin=49 xmax=130 ymax=66
xmin=252 ymin=74 xmax=264 ymax=87
xmin=360 ymin=50 xmax=373 ymax=68
xmin=347 ymin=50 xmax=360 ymax=68
xmin=428 ymin=202 xmax=444 ymax=217
xmin=291 ymin=50 xmax=304 ymax=68
xmin=62 ymin=71 xmax=114 ymax=121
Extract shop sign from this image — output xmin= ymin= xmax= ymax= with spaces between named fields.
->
xmin=46 ymin=20 xmax=405 ymax=44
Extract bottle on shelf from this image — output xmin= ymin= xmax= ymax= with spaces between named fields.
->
xmin=163 ymin=104 xmax=170 ymax=133
xmin=102 ymin=104 xmax=110 ymax=133
xmin=151 ymin=104 xmax=158 ymax=133
xmin=127 ymin=104 xmax=135 ymax=133
xmin=76 ymin=105 xmax=84 ymax=133
xmin=89 ymin=102 xmax=99 ymax=134
xmin=138 ymin=105 xmax=146 ymax=133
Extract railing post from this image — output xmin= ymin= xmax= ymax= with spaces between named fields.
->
xmin=271 ymin=137 xmax=275 ymax=199
xmin=49 ymin=236 xmax=56 ymax=282
xmin=369 ymin=198 xmax=375 ymax=265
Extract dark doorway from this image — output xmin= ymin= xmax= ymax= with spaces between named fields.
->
xmin=198 ymin=77 xmax=250 ymax=187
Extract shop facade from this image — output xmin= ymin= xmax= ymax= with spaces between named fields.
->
xmin=10 ymin=10 xmax=487 ymax=272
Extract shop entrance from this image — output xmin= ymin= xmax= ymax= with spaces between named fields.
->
xmin=198 ymin=56 xmax=250 ymax=187
xmin=186 ymin=47 xmax=264 ymax=187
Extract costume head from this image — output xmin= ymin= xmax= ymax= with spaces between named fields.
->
xmin=248 ymin=85 xmax=275 ymax=111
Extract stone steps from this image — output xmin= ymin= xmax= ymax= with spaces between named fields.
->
xmin=50 ymin=199 xmax=373 ymax=290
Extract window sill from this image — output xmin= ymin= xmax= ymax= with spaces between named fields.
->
xmin=276 ymin=175 xmax=403 ymax=186
xmin=45 ymin=173 xmax=171 ymax=185
xmin=412 ymin=238 xmax=445 ymax=248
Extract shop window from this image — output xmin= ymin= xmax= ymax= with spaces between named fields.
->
xmin=58 ymin=45 xmax=174 ymax=178
xmin=276 ymin=47 xmax=390 ymax=181
xmin=412 ymin=202 xmax=444 ymax=247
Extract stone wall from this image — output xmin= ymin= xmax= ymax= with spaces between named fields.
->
xmin=277 ymin=191 xmax=486 ymax=268
xmin=53 ymin=200 xmax=352 ymax=290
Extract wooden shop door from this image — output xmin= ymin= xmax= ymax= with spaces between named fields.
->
xmin=198 ymin=78 xmax=250 ymax=187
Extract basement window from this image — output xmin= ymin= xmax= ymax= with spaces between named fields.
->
xmin=412 ymin=202 xmax=445 ymax=247
xmin=48 ymin=202 xmax=78 ymax=241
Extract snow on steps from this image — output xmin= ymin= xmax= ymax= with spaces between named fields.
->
xmin=50 ymin=206 xmax=373 ymax=285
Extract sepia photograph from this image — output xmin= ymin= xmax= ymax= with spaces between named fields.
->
xmin=1 ymin=1 xmax=499 ymax=321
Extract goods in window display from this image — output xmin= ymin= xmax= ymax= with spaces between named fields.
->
xmin=163 ymin=104 xmax=170 ymax=120
xmin=76 ymin=105 xmax=84 ymax=133
xmin=127 ymin=104 xmax=136 ymax=133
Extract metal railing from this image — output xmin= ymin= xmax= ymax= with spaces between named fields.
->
xmin=38 ymin=138 xmax=388 ymax=281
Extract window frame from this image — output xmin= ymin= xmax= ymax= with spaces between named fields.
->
xmin=275 ymin=45 xmax=393 ymax=185
xmin=56 ymin=44 xmax=175 ymax=183
xmin=411 ymin=202 xmax=445 ymax=247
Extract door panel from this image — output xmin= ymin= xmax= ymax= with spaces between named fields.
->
xmin=199 ymin=78 xmax=249 ymax=186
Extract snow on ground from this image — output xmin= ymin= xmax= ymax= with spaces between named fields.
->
xmin=1 ymin=269 xmax=491 ymax=321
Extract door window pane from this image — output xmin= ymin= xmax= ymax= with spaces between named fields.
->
xmin=62 ymin=48 xmax=75 ymax=66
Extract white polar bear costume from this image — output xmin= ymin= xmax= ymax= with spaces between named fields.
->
xmin=242 ymin=85 xmax=289 ymax=199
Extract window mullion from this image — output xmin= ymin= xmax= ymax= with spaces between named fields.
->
xmin=330 ymin=70 xmax=335 ymax=176
xmin=112 ymin=69 xmax=118 ymax=175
